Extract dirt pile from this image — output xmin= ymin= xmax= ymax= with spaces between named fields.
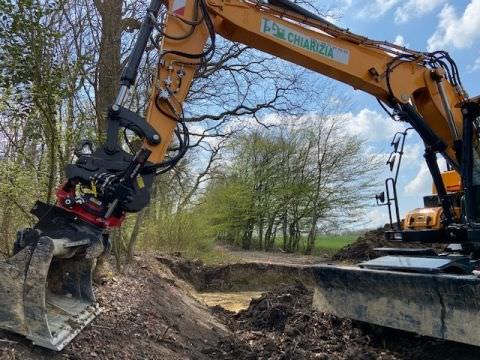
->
xmin=211 ymin=282 xmax=480 ymax=360
xmin=0 ymin=256 xmax=232 ymax=360
xmin=332 ymin=228 xmax=444 ymax=262
xmin=210 ymin=282 xmax=391 ymax=359
xmin=332 ymin=228 xmax=389 ymax=261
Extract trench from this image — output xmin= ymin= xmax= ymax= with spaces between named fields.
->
xmin=157 ymin=255 xmax=480 ymax=359
xmin=156 ymin=255 xmax=318 ymax=312
xmin=194 ymin=291 xmax=263 ymax=312
xmin=159 ymin=254 xmax=480 ymax=356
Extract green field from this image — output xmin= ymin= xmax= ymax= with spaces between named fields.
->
xmin=311 ymin=234 xmax=358 ymax=256
xmin=183 ymin=233 xmax=359 ymax=265
xmin=273 ymin=234 xmax=358 ymax=256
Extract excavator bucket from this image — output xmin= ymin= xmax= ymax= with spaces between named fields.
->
xmin=312 ymin=260 xmax=480 ymax=346
xmin=0 ymin=202 xmax=104 ymax=350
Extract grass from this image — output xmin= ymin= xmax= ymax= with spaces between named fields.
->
xmin=192 ymin=233 xmax=358 ymax=263
xmin=273 ymin=234 xmax=358 ymax=256
xmin=186 ymin=247 xmax=241 ymax=265
xmin=193 ymin=233 xmax=359 ymax=263
xmin=311 ymin=234 xmax=357 ymax=256
xmin=149 ymin=232 xmax=359 ymax=265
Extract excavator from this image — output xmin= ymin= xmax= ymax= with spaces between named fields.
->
xmin=0 ymin=0 xmax=479 ymax=351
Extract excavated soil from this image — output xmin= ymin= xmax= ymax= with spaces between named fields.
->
xmin=332 ymin=228 xmax=445 ymax=262
xmin=0 ymin=255 xmax=233 ymax=360
xmin=210 ymin=282 xmax=480 ymax=360
xmin=0 ymin=254 xmax=479 ymax=359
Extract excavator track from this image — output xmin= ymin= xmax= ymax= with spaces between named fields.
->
xmin=313 ymin=262 xmax=480 ymax=346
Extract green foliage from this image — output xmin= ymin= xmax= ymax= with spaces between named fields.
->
xmin=0 ymin=0 xmax=81 ymax=255
xmin=198 ymin=116 xmax=381 ymax=254
xmin=201 ymin=177 xmax=254 ymax=243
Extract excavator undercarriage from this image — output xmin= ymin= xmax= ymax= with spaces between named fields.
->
xmin=313 ymin=261 xmax=480 ymax=346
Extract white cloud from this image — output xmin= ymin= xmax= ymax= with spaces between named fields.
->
xmin=405 ymin=163 xmax=430 ymax=195
xmin=401 ymin=142 xmax=423 ymax=163
xmin=342 ymin=108 xmax=405 ymax=141
xmin=394 ymin=0 xmax=446 ymax=23
xmin=358 ymin=0 xmax=401 ymax=19
xmin=363 ymin=207 xmax=389 ymax=229
xmin=427 ymin=0 xmax=480 ymax=51
xmin=404 ymin=158 xmax=448 ymax=194
xmin=393 ymin=35 xmax=408 ymax=47
xmin=467 ymin=57 xmax=480 ymax=73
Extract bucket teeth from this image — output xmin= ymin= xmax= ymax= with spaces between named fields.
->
xmin=0 ymin=202 xmax=106 ymax=351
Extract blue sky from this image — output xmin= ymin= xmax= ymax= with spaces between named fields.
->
xmin=313 ymin=0 xmax=480 ymax=228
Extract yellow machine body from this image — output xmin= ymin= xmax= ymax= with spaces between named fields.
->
xmin=433 ymin=170 xmax=462 ymax=194
xmin=405 ymin=206 xmax=444 ymax=230
xmin=405 ymin=170 xmax=462 ymax=231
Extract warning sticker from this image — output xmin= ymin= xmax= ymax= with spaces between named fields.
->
xmin=172 ymin=0 xmax=186 ymax=15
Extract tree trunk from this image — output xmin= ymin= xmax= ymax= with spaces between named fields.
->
xmin=242 ymin=220 xmax=254 ymax=249
xmin=288 ymin=221 xmax=300 ymax=253
xmin=93 ymin=0 xmax=123 ymax=279
xmin=264 ymin=218 xmax=275 ymax=251
xmin=126 ymin=210 xmax=146 ymax=263
xmin=111 ymin=227 xmax=124 ymax=272
xmin=258 ymin=219 xmax=264 ymax=250
xmin=45 ymin=134 xmax=57 ymax=205
xmin=94 ymin=0 xmax=123 ymax=140
xmin=305 ymin=215 xmax=318 ymax=255
xmin=0 ymin=204 xmax=13 ymax=256
xmin=282 ymin=212 xmax=288 ymax=252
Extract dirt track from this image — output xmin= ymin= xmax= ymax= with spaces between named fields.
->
xmin=1 ymin=237 xmax=480 ymax=359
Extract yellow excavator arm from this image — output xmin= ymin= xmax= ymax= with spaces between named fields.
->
xmin=142 ymin=4 xmax=480 ymax=346
xmin=146 ymin=0 xmax=467 ymax=169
